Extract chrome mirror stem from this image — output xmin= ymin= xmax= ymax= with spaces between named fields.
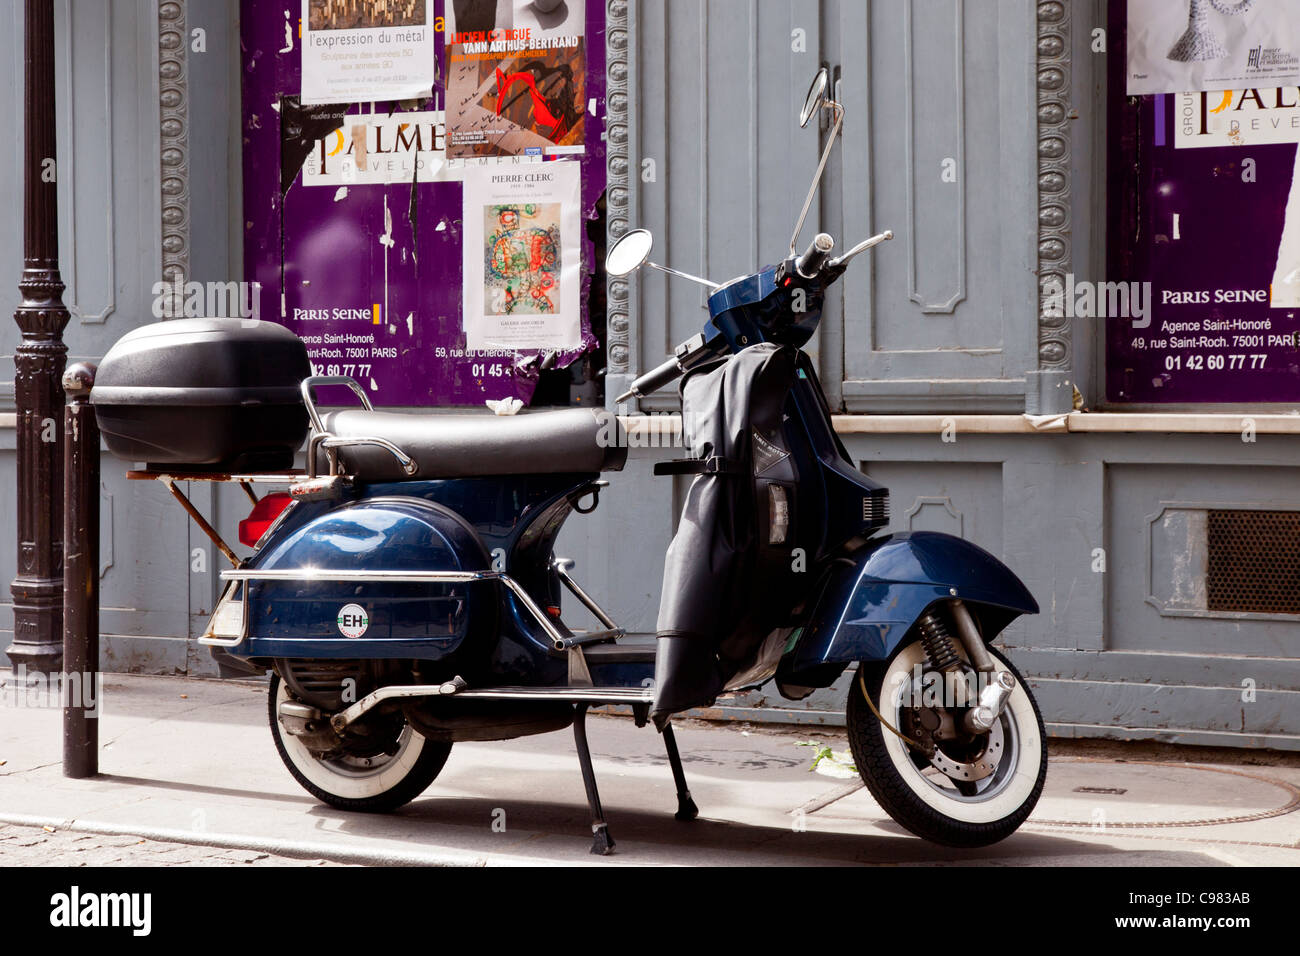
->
xmin=789 ymin=101 xmax=844 ymax=256
xmin=643 ymin=260 xmax=720 ymax=290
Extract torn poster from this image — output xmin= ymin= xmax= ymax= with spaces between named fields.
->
xmin=1127 ymin=0 xmax=1300 ymax=96
xmin=1271 ymin=146 xmax=1300 ymax=308
xmin=445 ymin=0 xmax=586 ymax=159
xmin=1104 ymin=88 xmax=1300 ymax=403
xmin=242 ymin=0 xmax=607 ymax=406
xmin=300 ymin=0 xmax=438 ymax=105
xmin=1173 ymin=87 xmax=1300 ymax=149
xmin=461 ymin=160 xmax=581 ymax=350
xmin=301 ymin=109 xmax=456 ymax=185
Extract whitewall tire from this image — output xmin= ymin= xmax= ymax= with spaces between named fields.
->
xmin=269 ymin=673 xmax=451 ymax=812
xmin=847 ymin=639 xmax=1047 ymax=847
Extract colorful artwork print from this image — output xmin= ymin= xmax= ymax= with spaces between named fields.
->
xmin=445 ymin=33 xmax=586 ymax=158
xmin=488 ymin=48 xmax=584 ymax=145
xmin=484 ymin=203 xmax=562 ymax=315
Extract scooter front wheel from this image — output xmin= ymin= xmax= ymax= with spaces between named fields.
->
xmin=269 ymin=674 xmax=452 ymax=813
xmin=847 ymin=639 xmax=1047 ymax=847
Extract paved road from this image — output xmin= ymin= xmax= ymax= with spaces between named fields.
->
xmin=1 ymin=672 xmax=1297 ymax=866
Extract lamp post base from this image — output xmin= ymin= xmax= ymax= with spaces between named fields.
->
xmin=6 ymin=579 xmax=65 ymax=676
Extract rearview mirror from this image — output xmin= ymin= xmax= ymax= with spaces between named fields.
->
xmin=799 ymin=68 xmax=829 ymax=129
xmin=606 ymin=228 xmax=654 ymax=277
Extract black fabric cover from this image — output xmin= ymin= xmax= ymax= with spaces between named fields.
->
xmin=651 ymin=343 xmax=800 ymax=728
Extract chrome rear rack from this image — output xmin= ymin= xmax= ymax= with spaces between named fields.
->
xmin=220 ymin=566 xmax=624 ymax=653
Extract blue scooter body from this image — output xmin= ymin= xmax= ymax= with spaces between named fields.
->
xmin=788 ymin=531 xmax=1038 ymax=673
xmin=229 ymin=260 xmax=1037 ymax=696
xmin=703 ymin=263 xmax=1039 ymax=682
xmin=227 ymin=473 xmax=617 ymax=686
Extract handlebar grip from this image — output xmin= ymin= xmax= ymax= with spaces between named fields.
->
xmin=628 ymin=356 xmax=684 ymax=399
xmin=796 ymin=233 xmax=835 ymax=278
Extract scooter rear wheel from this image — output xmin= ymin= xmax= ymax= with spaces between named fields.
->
xmin=269 ymin=674 xmax=452 ymax=813
xmin=847 ymin=639 xmax=1047 ymax=848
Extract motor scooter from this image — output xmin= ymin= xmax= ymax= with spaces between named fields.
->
xmin=97 ymin=68 xmax=1046 ymax=854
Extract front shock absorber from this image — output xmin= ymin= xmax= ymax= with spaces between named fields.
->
xmin=917 ymin=608 xmax=963 ymax=673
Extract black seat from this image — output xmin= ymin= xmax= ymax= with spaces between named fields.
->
xmin=317 ymin=406 xmax=627 ymax=480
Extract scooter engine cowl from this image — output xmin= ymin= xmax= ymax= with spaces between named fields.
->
xmin=280 ymin=658 xmax=381 ymax=711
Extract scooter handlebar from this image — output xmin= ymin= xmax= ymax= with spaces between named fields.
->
xmin=796 ymin=233 xmax=835 ymax=278
xmin=616 ymin=355 xmax=683 ymax=403
xmin=827 ymin=229 xmax=893 ymax=271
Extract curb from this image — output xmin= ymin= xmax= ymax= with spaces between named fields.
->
xmin=0 ymin=812 xmax=509 ymax=867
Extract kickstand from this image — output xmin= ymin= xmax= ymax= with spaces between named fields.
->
xmin=572 ymin=703 xmax=615 ymax=855
xmin=660 ymin=722 xmax=699 ymax=821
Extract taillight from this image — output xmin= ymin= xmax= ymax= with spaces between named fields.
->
xmin=238 ymin=493 xmax=294 ymax=548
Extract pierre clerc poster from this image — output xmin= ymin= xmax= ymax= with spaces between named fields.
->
xmin=461 ymin=162 xmax=582 ymax=351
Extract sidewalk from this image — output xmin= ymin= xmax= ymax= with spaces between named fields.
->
xmin=1 ymin=671 xmax=1297 ymax=866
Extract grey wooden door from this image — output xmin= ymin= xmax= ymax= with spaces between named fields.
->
xmin=615 ymin=0 xmax=1040 ymax=414
xmin=834 ymin=0 xmax=1038 ymax=412
xmin=0 ymin=0 xmax=240 ymax=675
xmin=614 ymin=0 xmax=824 ymax=412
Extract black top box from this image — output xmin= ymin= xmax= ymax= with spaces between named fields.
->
xmin=91 ymin=318 xmax=312 ymax=472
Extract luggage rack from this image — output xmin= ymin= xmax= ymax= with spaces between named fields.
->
xmin=137 ymin=470 xmax=626 ymax=669
xmin=127 ymin=469 xmax=306 ymax=566
xmin=127 ymin=374 xmax=422 ymax=566
xmin=131 ymin=472 xmax=623 ymax=656
xmin=131 ymin=470 xmax=619 ymax=657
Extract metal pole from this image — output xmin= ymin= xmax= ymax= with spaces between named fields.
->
xmin=8 ymin=0 xmax=69 ymax=675
xmin=61 ymin=363 xmax=98 ymax=778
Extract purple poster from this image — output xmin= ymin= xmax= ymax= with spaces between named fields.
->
xmin=240 ymin=0 xmax=606 ymax=407
xmin=1107 ymin=87 xmax=1300 ymax=404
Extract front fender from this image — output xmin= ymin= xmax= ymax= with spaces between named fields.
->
xmin=790 ymin=532 xmax=1038 ymax=670
xmin=234 ymin=495 xmax=495 ymax=661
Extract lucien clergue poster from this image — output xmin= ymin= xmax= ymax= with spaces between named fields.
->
xmin=1127 ymin=0 xmax=1300 ymax=96
xmin=445 ymin=0 xmax=586 ymax=159
xmin=460 ymin=161 xmax=582 ymax=351
xmin=300 ymin=0 xmax=438 ymax=105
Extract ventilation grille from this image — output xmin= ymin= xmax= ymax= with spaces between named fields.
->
xmin=863 ymin=491 xmax=890 ymax=528
xmin=1206 ymin=509 xmax=1300 ymax=615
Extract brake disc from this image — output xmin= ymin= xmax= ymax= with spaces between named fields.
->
xmin=928 ymin=719 xmax=1005 ymax=783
